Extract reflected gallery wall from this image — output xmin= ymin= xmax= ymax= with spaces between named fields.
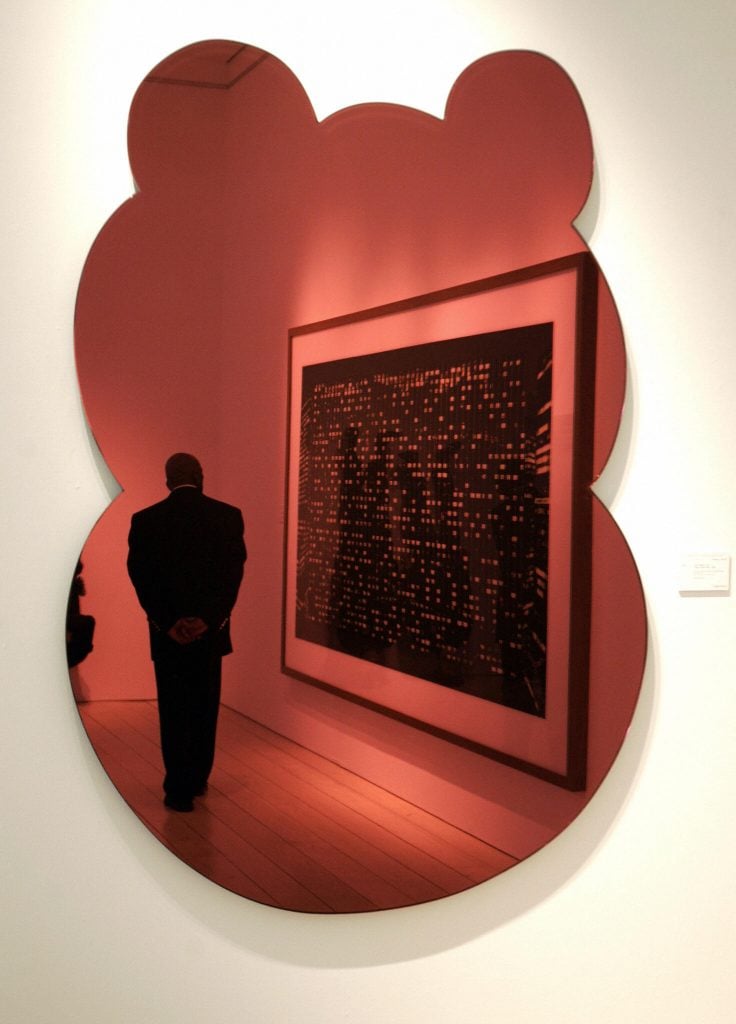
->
xmin=72 ymin=40 xmax=646 ymax=911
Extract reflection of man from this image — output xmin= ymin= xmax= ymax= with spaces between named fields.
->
xmin=66 ymin=559 xmax=96 ymax=669
xmin=127 ymin=453 xmax=246 ymax=812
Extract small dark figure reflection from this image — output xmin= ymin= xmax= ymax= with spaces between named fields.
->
xmin=66 ymin=559 xmax=96 ymax=669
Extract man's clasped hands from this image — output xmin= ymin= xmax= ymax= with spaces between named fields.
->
xmin=167 ymin=616 xmax=209 ymax=645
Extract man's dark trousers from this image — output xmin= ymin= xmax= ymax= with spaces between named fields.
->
xmin=154 ymin=639 xmax=222 ymax=802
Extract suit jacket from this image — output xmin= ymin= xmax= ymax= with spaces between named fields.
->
xmin=127 ymin=487 xmax=246 ymax=661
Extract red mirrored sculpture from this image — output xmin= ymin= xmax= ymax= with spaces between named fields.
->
xmin=71 ymin=41 xmax=645 ymax=912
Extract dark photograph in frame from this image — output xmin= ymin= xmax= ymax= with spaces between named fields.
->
xmin=283 ymin=253 xmax=597 ymax=789
xmin=295 ymin=323 xmax=553 ymax=717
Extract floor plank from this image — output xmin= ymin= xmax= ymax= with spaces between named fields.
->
xmin=78 ymin=699 xmax=517 ymax=912
xmin=81 ymin=712 xmax=279 ymax=905
xmin=223 ymin=712 xmax=517 ymax=883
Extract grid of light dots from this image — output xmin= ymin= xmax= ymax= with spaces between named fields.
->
xmin=296 ymin=343 xmax=551 ymax=694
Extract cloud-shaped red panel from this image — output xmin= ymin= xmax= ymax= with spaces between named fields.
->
xmin=73 ymin=42 xmax=645 ymax=911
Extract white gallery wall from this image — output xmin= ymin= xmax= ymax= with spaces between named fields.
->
xmin=2 ymin=1 xmax=735 ymax=1021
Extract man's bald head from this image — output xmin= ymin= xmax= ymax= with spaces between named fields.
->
xmin=165 ymin=453 xmax=203 ymax=491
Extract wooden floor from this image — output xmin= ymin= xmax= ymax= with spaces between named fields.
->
xmin=79 ymin=700 xmax=517 ymax=913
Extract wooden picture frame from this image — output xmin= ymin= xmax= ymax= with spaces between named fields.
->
xmin=283 ymin=253 xmax=597 ymax=789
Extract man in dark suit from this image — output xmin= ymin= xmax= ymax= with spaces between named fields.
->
xmin=127 ymin=453 xmax=246 ymax=812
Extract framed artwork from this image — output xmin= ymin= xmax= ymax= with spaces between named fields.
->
xmin=283 ymin=253 xmax=597 ymax=789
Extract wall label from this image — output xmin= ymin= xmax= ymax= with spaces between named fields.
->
xmin=679 ymin=553 xmax=731 ymax=594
